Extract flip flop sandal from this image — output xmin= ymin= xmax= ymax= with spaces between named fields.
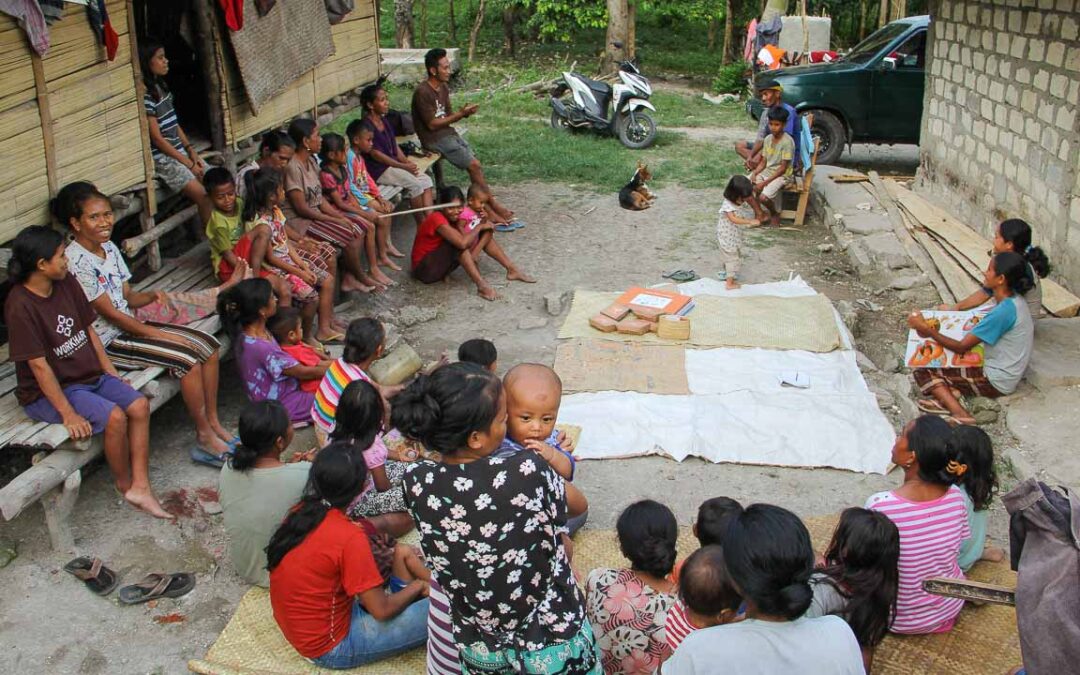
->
xmin=190 ymin=446 xmax=229 ymax=469
xmin=118 ymin=572 xmax=196 ymax=605
xmin=716 ymin=270 xmax=728 ymax=281
xmin=318 ymin=332 xmax=345 ymax=345
xmin=494 ymin=223 xmax=516 ymax=232
xmin=916 ymin=399 xmax=949 ymax=415
xmin=508 ymin=219 xmax=526 ymax=230
xmin=662 ymin=270 xmax=698 ymax=282
xmin=945 ymin=415 xmax=977 ymax=427
xmin=64 ymin=557 xmax=119 ymax=596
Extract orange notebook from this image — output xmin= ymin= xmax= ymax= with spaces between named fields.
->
xmin=615 ymin=287 xmax=694 ymax=317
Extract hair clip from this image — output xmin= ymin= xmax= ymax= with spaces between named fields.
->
xmin=946 ymin=460 xmax=968 ymax=476
xmin=320 ymin=498 xmax=332 ymax=508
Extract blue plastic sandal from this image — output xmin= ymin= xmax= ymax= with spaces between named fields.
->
xmin=190 ymin=446 xmax=228 ymax=469
xmin=508 ymin=219 xmax=526 ymax=230
xmin=494 ymin=223 xmax=516 ymax=232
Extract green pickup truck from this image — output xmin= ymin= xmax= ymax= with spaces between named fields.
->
xmin=750 ymin=16 xmax=929 ymax=165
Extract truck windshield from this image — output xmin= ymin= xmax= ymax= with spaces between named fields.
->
xmin=842 ymin=23 xmax=910 ymax=64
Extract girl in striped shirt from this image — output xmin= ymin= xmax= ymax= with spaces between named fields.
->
xmin=865 ymin=415 xmax=971 ymax=635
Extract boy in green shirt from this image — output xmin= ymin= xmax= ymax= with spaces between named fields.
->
xmin=749 ymin=106 xmax=795 ymax=226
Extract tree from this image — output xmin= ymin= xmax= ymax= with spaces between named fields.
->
xmin=502 ymin=4 xmax=518 ymax=56
xmin=448 ymin=0 xmax=457 ymax=43
xmin=394 ymin=0 xmax=415 ymax=48
xmin=601 ymin=0 xmax=632 ymax=73
xmin=468 ymin=0 xmax=488 ymax=61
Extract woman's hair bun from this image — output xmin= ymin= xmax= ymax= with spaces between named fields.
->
xmin=778 ymin=580 xmax=813 ymax=614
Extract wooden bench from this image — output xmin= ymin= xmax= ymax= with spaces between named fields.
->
xmin=780 ymin=114 xmax=820 ymax=228
xmin=0 ymin=243 xmax=222 ymax=551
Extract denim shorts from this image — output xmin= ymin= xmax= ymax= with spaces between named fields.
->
xmin=23 ymin=374 xmax=143 ymax=435
xmin=311 ymin=596 xmax=429 ymax=669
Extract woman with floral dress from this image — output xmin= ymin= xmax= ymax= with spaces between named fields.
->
xmin=391 ymin=362 xmax=601 ymax=674
xmin=586 ymin=500 xmax=679 ymax=674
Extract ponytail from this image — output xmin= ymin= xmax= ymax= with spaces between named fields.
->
xmin=999 ymin=219 xmax=1050 ymax=278
xmin=993 ymin=251 xmax=1035 ymax=297
xmin=724 ymin=504 xmax=815 ymax=620
xmin=216 ymin=278 xmax=273 ymax=357
xmin=230 ymin=400 xmax=290 ymax=472
xmin=265 ymin=442 xmax=367 ymax=571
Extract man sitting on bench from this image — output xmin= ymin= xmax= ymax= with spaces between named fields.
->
xmin=411 ymin=48 xmax=522 ymax=228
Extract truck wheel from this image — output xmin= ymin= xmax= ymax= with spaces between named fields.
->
xmin=811 ymin=110 xmax=846 ymax=165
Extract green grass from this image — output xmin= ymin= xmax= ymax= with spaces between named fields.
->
xmin=329 ymin=82 xmax=748 ymax=193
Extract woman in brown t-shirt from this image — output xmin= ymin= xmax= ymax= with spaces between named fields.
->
xmin=283 ymin=119 xmax=393 ymax=292
xmin=4 ymin=227 xmax=171 ymax=519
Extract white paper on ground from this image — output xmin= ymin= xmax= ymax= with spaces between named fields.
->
xmin=559 ymin=388 xmax=893 ymax=474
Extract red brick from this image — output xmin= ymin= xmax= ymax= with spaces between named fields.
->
xmin=616 ymin=318 xmax=652 ymax=335
xmin=589 ymin=314 xmax=619 ymax=332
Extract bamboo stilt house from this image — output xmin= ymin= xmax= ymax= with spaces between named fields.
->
xmin=0 ymin=0 xmax=381 ymax=266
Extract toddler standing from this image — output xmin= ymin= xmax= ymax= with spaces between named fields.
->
xmin=717 ymin=176 xmax=759 ymax=290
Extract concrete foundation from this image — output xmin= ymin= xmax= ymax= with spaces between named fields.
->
xmin=779 ymin=16 xmax=832 ymax=53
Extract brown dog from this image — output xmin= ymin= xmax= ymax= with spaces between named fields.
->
xmin=618 ymin=162 xmax=656 ymax=210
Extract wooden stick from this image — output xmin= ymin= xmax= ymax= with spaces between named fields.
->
xmin=30 ymin=52 xmax=58 ymax=198
xmin=923 ymin=577 xmax=1015 ymax=606
xmin=392 ymin=202 xmax=458 ymax=218
xmin=121 ymin=204 xmax=199 ymax=256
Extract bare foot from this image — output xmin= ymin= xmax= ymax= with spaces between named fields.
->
xmin=210 ymin=422 xmax=234 ymax=444
xmin=371 ymin=270 xmax=396 ymax=287
xmin=388 ymin=246 xmax=406 ymax=258
xmin=506 ymin=269 xmax=536 ymax=283
xmin=224 ymin=260 xmax=249 ymax=288
xmin=769 ymin=214 xmax=781 ymax=227
xmin=379 ymin=257 xmax=403 ymax=272
xmin=477 ymin=284 xmax=497 ymax=301
xmin=726 ymin=278 xmax=741 ymax=290
xmin=124 ymin=487 xmax=175 ymax=520
xmin=198 ymin=432 xmax=231 ymax=457
xmin=981 ymin=546 xmax=1006 ymax=563
xmin=341 ymin=274 xmax=376 ymax=293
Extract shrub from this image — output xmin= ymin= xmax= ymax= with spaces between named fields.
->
xmin=712 ymin=61 xmax=751 ymax=95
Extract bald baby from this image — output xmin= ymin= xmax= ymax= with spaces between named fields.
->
xmin=503 ymin=363 xmax=563 ymax=445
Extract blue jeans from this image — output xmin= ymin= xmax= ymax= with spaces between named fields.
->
xmin=311 ymin=597 xmax=430 ymax=669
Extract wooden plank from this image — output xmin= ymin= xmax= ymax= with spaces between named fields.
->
xmin=829 ymin=173 xmax=869 ymax=183
xmin=912 ymin=229 xmax=978 ymax=302
xmin=121 ymin=204 xmax=199 ymax=256
xmin=871 ymin=173 xmax=954 ymax=304
xmin=29 ymin=53 xmax=58 ymax=197
xmin=889 ymin=182 xmax=1080 ymax=318
xmin=923 ymin=577 xmax=1015 ymax=606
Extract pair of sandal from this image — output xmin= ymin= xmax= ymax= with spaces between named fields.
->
xmin=916 ymin=398 xmax=976 ymax=426
xmin=494 ymin=220 xmax=526 ymax=232
xmin=64 ymin=557 xmax=195 ymax=604
xmin=662 ymin=269 xmax=699 ymax=283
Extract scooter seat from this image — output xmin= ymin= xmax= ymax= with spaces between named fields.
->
xmin=579 ymin=76 xmax=612 ymax=97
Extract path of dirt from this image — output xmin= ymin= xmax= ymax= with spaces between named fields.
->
xmin=0 ymin=107 xmax=951 ymax=674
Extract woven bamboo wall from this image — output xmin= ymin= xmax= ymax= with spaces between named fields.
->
xmin=0 ymin=0 xmax=148 ymax=243
xmin=220 ymin=1 xmax=379 ymax=145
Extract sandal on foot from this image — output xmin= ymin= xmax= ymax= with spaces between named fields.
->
xmin=494 ymin=223 xmax=516 ymax=232
xmin=944 ymin=415 xmax=977 ymax=426
xmin=916 ymin=399 xmax=949 ymax=415
xmin=118 ymin=572 xmax=196 ymax=605
xmin=190 ymin=446 xmax=229 ymax=469
xmin=507 ymin=219 xmax=526 ymax=230
xmin=317 ymin=332 xmax=345 ymax=345
xmin=64 ymin=557 xmax=119 ymax=596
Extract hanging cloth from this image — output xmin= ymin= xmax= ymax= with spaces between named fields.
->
xmin=743 ymin=18 xmax=757 ymax=63
xmin=219 ymin=0 xmax=243 ymax=31
xmin=324 ymin=0 xmax=354 ymax=24
xmin=0 ymin=0 xmax=49 ymax=55
xmin=39 ymin=0 xmax=63 ymax=24
xmin=85 ymin=0 xmax=118 ymax=61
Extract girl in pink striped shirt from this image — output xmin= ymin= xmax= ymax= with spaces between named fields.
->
xmin=865 ymin=415 xmax=971 ymax=635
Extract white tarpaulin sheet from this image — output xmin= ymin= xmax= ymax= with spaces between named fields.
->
xmin=559 ymin=278 xmax=895 ymax=474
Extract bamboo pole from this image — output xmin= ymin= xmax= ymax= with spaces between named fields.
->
xmin=126 ymin=0 xmax=161 ymax=270
xmin=121 ymin=204 xmax=199 ymax=256
xmin=30 ymin=53 xmax=58 ymax=199
xmin=391 ymin=201 xmax=458 ymax=218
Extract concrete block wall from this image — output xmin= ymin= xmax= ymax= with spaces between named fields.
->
xmin=918 ymin=0 xmax=1080 ymax=291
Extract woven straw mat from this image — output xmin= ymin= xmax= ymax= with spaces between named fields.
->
xmin=188 ymin=515 xmax=1019 ymax=674
xmin=228 ymin=0 xmax=334 ymax=114
xmin=558 ymin=290 xmax=842 ymax=352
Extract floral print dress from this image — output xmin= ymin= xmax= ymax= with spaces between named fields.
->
xmin=403 ymin=451 xmax=599 ymax=673
xmin=584 ymin=568 xmax=676 ymax=674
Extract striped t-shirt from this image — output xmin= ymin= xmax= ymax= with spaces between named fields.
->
xmin=865 ymin=485 xmax=970 ymax=634
xmin=311 ymin=358 xmax=371 ymax=434
xmin=665 ymin=599 xmax=696 ymax=651
xmin=144 ymin=88 xmax=183 ymax=159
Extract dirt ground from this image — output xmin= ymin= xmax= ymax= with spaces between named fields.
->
xmin=0 ymin=121 xmax=1010 ymax=673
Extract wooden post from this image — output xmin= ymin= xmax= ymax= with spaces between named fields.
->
xmin=126 ymin=0 xmax=162 ymax=270
xmin=41 ymin=471 xmax=80 ymax=553
xmin=30 ymin=53 xmax=58 ymax=199
xmin=193 ymin=0 xmax=234 ymax=172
